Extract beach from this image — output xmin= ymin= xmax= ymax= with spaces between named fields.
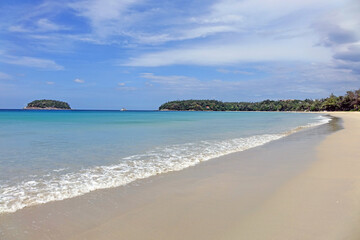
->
xmin=2 ymin=0 xmax=359 ymax=238
xmin=226 ymin=112 xmax=360 ymax=240
xmin=0 ymin=112 xmax=359 ymax=239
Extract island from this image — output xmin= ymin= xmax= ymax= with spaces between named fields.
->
xmin=24 ymin=99 xmax=71 ymax=110
xmin=159 ymin=89 xmax=360 ymax=112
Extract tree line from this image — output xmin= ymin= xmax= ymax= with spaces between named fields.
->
xmin=159 ymin=89 xmax=360 ymax=112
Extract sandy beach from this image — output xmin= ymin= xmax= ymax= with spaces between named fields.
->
xmin=72 ymin=113 xmax=360 ymax=240
xmin=226 ymin=112 xmax=360 ymax=240
xmin=228 ymin=113 xmax=360 ymax=239
xmin=0 ymin=112 xmax=359 ymax=240
xmin=2 ymin=0 xmax=359 ymax=239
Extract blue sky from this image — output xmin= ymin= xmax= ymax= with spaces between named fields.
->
xmin=0 ymin=0 xmax=359 ymax=109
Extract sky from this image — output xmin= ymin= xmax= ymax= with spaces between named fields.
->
xmin=0 ymin=0 xmax=359 ymax=109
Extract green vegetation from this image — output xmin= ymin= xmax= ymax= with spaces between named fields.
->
xmin=26 ymin=99 xmax=71 ymax=109
xmin=159 ymin=89 xmax=360 ymax=112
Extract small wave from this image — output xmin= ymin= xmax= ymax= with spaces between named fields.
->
xmin=53 ymin=168 xmax=67 ymax=172
xmin=285 ymin=115 xmax=331 ymax=135
xmin=0 ymin=115 xmax=331 ymax=213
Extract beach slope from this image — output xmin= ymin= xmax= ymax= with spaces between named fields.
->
xmin=68 ymin=113 xmax=360 ymax=240
xmin=226 ymin=112 xmax=360 ymax=239
xmin=1 ymin=113 xmax=359 ymax=240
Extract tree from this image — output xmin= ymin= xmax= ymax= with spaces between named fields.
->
xmin=321 ymin=94 xmax=340 ymax=111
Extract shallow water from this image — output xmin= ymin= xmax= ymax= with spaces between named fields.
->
xmin=0 ymin=110 xmax=329 ymax=213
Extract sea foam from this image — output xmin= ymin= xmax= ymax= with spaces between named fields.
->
xmin=0 ymin=115 xmax=331 ymax=213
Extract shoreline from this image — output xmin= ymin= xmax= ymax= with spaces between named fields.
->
xmin=0 ymin=113 xmax=329 ymax=215
xmin=227 ymin=112 xmax=360 ymax=239
xmin=0 ymin=114 xmax=342 ymax=239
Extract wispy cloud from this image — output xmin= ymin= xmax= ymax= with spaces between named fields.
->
xmin=117 ymin=86 xmax=137 ymax=91
xmin=141 ymin=73 xmax=226 ymax=94
xmin=140 ymin=72 xmax=259 ymax=94
xmin=69 ymin=0 xmax=142 ymax=40
xmin=8 ymin=25 xmax=29 ymax=33
xmin=74 ymin=78 xmax=85 ymax=83
xmin=141 ymin=73 xmax=203 ymax=89
xmin=0 ymin=55 xmax=64 ymax=70
xmin=116 ymin=82 xmax=137 ymax=90
xmin=0 ymin=72 xmax=12 ymax=80
xmin=3 ymin=0 xmax=357 ymax=53
xmin=109 ymin=0 xmax=358 ymax=77
xmin=66 ymin=0 xmax=343 ymax=45
xmin=124 ymin=37 xmax=331 ymax=66
xmin=0 ymin=0 xmax=359 ymax=109
xmin=9 ymin=18 xmax=70 ymax=33
xmin=140 ymin=62 xmax=360 ymax=99
xmin=217 ymin=68 xmax=254 ymax=75
xmin=36 ymin=18 xmax=70 ymax=32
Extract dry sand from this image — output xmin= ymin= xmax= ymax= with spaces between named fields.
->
xmin=1 ymin=112 xmax=359 ymax=240
xmin=225 ymin=112 xmax=360 ymax=240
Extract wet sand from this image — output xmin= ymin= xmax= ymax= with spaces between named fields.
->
xmin=1 ymin=113 xmax=358 ymax=240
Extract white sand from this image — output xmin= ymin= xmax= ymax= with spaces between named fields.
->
xmin=225 ymin=112 xmax=360 ymax=239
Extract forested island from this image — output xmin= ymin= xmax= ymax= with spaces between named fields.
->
xmin=24 ymin=100 xmax=71 ymax=110
xmin=159 ymin=89 xmax=360 ymax=112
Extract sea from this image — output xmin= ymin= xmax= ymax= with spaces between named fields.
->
xmin=0 ymin=110 xmax=330 ymax=214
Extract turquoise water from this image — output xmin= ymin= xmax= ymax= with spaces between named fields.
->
xmin=0 ymin=110 xmax=329 ymax=213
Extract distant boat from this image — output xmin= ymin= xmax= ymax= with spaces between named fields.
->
xmin=120 ymin=108 xmax=127 ymax=111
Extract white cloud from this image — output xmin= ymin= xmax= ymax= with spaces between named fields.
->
xmin=8 ymin=25 xmax=29 ymax=33
xmin=69 ymin=0 xmax=142 ymax=39
xmin=125 ymin=37 xmax=331 ymax=66
xmin=190 ymin=14 xmax=243 ymax=25
xmin=140 ymin=73 xmax=209 ymax=91
xmin=4 ymin=0 xmax=356 ymax=55
xmin=205 ymin=0 xmax=341 ymax=23
xmin=126 ymin=25 xmax=239 ymax=45
xmin=9 ymin=19 xmax=69 ymax=33
xmin=217 ymin=68 xmax=254 ymax=75
xmin=139 ymin=63 xmax=360 ymax=99
xmin=117 ymin=82 xmax=138 ymax=90
xmin=313 ymin=0 xmax=360 ymax=74
xmin=66 ymin=0 xmax=344 ymax=45
xmin=74 ymin=78 xmax=85 ymax=83
xmin=109 ymin=0 xmax=358 ymax=73
xmin=70 ymin=0 xmax=139 ymax=22
xmin=2 ymin=0 xmax=359 ymax=80
xmin=0 ymin=55 xmax=64 ymax=70
xmin=117 ymin=86 xmax=136 ymax=91
xmin=36 ymin=18 xmax=69 ymax=32
xmin=139 ymin=72 xmax=259 ymax=94
xmin=141 ymin=73 xmax=199 ymax=85
xmin=0 ymin=72 xmax=12 ymax=80
xmin=46 ymin=81 xmax=55 ymax=85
